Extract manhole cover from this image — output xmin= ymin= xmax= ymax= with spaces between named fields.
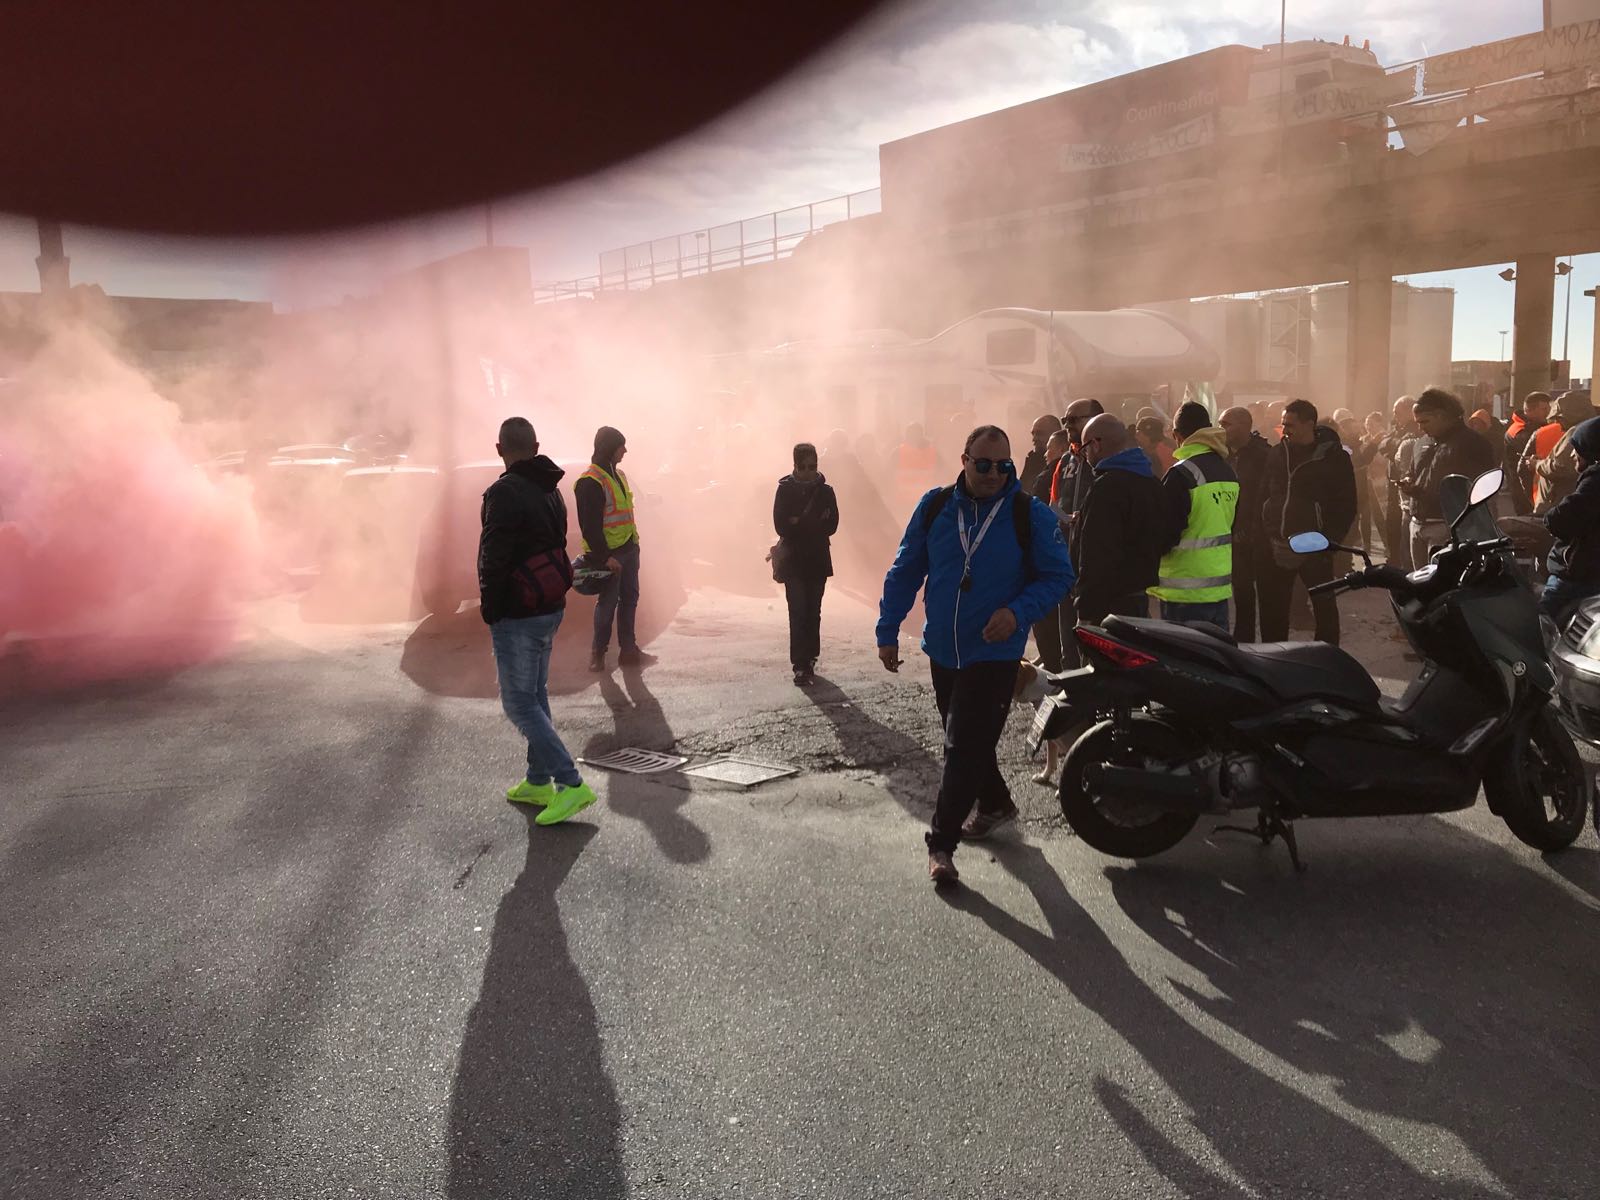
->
xmin=579 ymin=748 xmax=687 ymax=774
xmin=682 ymin=756 xmax=799 ymax=788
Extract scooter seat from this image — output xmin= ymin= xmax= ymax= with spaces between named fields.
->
xmin=1236 ymin=641 xmax=1381 ymax=710
xmin=1102 ymin=617 xmax=1380 ymax=710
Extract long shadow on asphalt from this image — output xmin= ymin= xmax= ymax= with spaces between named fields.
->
xmin=945 ymin=836 xmax=1599 ymax=1198
xmin=585 ymin=667 xmax=709 ymax=865
xmin=1543 ymin=843 xmax=1600 ymax=904
xmin=0 ymin=701 xmax=446 ymax=1193
xmin=400 ymin=590 xmax=686 ymax=702
xmin=447 ymin=815 xmax=625 ymax=1199
xmin=1105 ymin=833 xmax=1600 ymax=1196
xmin=802 ymin=674 xmax=942 ymax=835
xmin=399 ymin=610 xmax=590 ymax=701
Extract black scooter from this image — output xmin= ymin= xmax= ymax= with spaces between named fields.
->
xmin=1031 ymin=468 xmax=1588 ymax=867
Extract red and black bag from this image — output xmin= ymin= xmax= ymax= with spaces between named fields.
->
xmin=511 ymin=546 xmax=573 ymax=614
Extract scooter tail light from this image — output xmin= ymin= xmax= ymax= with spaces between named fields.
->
xmin=1074 ymin=627 xmax=1158 ymax=669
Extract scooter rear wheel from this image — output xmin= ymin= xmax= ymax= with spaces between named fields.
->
xmin=1059 ymin=716 xmax=1199 ymax=858
xmin=1486 ymin=707 xmax=1589 ymax=852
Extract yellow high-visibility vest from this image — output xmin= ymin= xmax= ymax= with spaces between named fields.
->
xmin=580 ymin=464 xmax=636 ymax=552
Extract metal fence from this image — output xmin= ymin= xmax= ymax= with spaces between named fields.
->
xmin=533 ymin=187 xmax=880 ymax=303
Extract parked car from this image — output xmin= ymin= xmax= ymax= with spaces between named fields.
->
xmin=1548 ymin=599 xmax=1600 ymax=748
xmin=254 ymin=455 xmax=355 ymax=577
xmin=303 ymin=465 xmax=439 ymax=620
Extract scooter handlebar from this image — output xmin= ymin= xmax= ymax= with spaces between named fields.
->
xmin=1309 ymin=571 xmax=1363 ymax=596
xmin=1309 ymin=563 xmax=1414 ymax=598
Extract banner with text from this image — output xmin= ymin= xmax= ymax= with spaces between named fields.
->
xmin=1422 ymin=19 xmax=1600 ymax=94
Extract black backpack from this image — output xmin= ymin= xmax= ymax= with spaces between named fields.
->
xmin=921 ymin=486 xmax=1035 ymax=579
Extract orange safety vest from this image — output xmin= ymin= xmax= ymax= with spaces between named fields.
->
xmin=579 ymin=464 xmax=636 ymax=553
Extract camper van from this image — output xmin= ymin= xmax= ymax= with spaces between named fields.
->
xmin=709 ymin=306 xmax=1220 ymax=449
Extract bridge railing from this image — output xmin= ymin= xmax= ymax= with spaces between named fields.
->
xmin=533 ymin=187 xmax=881 ymax=303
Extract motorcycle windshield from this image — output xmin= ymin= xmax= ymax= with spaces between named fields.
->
xmin=1440 ymin=473 xmax=1500 ymax=542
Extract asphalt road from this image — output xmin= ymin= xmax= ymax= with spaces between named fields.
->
xmin=3 ymin=585 xmax=1598 ymax=1198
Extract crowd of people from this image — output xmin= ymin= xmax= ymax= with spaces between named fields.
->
xmin=475 ymin=385 xmax=1600 ymax=883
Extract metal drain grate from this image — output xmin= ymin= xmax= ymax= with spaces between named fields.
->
xmin=579 ymin=748 xmax=688 ymax=774
xmin=681 ymin=756 xmax=799 ymax=788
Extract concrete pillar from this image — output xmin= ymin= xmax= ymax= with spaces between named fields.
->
xmin=1512 ymin=254 xmax=1555 ymax=404
xmin=34 ymin=218 xmax=70 ymax=301
xmin=1586 ymin=286 xmax=1600 ymax=387
xmin=1345 ymin=246 xmax=1393 ymax=416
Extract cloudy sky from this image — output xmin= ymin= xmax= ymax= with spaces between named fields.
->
xmin=0 ymin=0 xmax=1590 ymax=367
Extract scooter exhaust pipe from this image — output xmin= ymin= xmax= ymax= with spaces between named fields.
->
xmin=1082 ymin=762 xmax=1214 ymax=813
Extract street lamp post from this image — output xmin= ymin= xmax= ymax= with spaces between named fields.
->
xmin=1562 ymin=255 xmax=1574 ymax=383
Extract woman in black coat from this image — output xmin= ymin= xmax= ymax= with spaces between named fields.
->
xmin=772 ymin=442 xmax=839 ymax=686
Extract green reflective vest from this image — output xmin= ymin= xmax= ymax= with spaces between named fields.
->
xmin=1150 ymin=445 xmax=1239 ymax=604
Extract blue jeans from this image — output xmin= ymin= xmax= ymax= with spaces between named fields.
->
xmin=1541 ymin=575 xmax=1600 ymax=627
xmin=1160 ymin=599 xmax=1230 ymax=630
xmin=592 ymin=540 xmax=641 ymax=655
xmin=490 ymin=611 xmax=582 ymax=787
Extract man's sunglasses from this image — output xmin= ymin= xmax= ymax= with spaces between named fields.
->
xmin=967 ymin=457 xmax=1015 ymax=475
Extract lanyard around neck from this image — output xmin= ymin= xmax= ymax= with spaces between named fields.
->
xmin=957 ymin=494 xmax=1005 ymax=578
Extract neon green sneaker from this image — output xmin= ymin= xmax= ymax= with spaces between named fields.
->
xmin=506 ymin=779 xmax=557 ymax=806
xmin=535 ymin=782 xmax=598 ymax=825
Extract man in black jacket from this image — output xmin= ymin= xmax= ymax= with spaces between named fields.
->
xmin=1258 ymin=399 xmax=1357 ymax=645
xmin=1542 ymin=416 xmax=1600 ymax=624
xmin=1401 ymin=387 xmax=1497 ymax=569
xmin=478 ymin=416 xmax=596 ymax=825
xmin=772 ymin=442 xmax=839 ymax=686
xmin=1070 ymin=414 xmax=1165 ymax=624
xmin=1220 ymin=405 xmax=1272 ymax=642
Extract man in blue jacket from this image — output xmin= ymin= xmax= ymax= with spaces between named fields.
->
xmin=877 ymin=425 xmax=1076 ymax=886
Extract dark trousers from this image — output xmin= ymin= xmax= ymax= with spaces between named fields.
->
xmin=592 ymin=540 xmax=641 ymax=654
xmin=927 ymin=659 xmax=1020 ymax=855
xmin=783 ymin=574 xmax=827 ymax=669
xmin=1384 ymin=487 xmax=1412 ymax=570
xmin=1259 ymin=553 xmax=1339 ymax=645
xmin=1232 ymin=542 xmax=1262 ymax=643
xmin=1033 ymin=601 xmax=1067 ymax=672
xmin=1542 ymin=575 xmax=1600 ymax=626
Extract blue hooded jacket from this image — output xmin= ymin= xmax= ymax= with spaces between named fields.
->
xmin=877 ymin=474 xmax=1076 ymax=669
xmin=1098 ymin=446 xmax=1155 ymax=477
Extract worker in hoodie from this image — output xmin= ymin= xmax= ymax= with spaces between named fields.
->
xmin=876 ymin=425 xmax=1075 ymax=887
xmin=1149 ymin=402 xmax=1240 ymax=630
xmin=1541 ymin=416 xmax=1600 ymax=625
xmin=575 ymin=425 xmax=650 ymax=673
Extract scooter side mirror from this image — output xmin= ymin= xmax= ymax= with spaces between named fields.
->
xmin=1469 ymin=468 xmax=1504 ymax=508
xmin=1288 ymin=531 xmax=1329 ymax=554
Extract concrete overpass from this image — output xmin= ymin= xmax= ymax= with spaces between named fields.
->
xmin=543 ymin=23 xmax=1600 ymax=414
xmin=878 ymin=110 xmax=1600 ymax=412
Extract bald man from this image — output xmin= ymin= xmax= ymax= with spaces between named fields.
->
xmin=1378 ymin=396 xmax=1420 ymax=569
xmin=1069 ymin=415 xmax=1166 ymax=625
xmin=1219 ymin=405 xmax=1272 ymax=641
xmin=1020 ymin=413 xmax=1063 ymax=495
